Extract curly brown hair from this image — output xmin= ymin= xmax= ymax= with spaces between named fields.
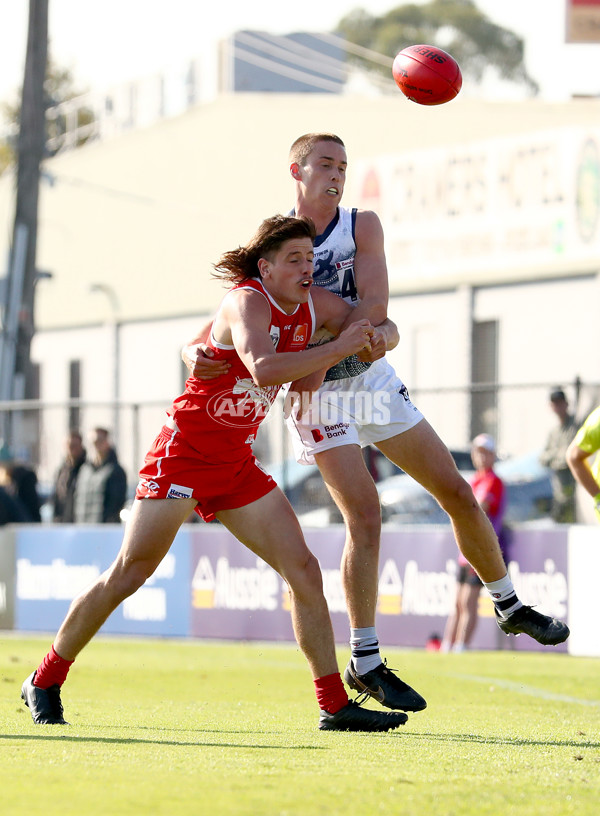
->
xmin=212 ymin=215 xmax=316 ymax=285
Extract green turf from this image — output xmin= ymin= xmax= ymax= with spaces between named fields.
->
xmin=1 ymin=636 xmax=598 ymax=816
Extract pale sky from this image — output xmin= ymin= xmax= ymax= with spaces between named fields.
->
xmin=1 ymin=0 xmax=599 ymax=103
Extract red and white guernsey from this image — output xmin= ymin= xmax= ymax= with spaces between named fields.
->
xmin=170 ymin=278 xmax=315 ymax=464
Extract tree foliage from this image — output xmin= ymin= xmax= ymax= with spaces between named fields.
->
xmin=0 ymin=141 xmax=12 ymax=176
xmin=336 ymin=0 xmax=539 ymax=94
xmin=0 ymin=59 xmax=94 ymax=176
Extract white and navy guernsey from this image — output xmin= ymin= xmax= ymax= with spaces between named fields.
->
xmin=291 ymin=206 xmax=372 ymax=382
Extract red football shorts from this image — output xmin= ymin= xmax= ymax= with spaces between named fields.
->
xmin=135 ymin=424 xmax=276 ymax=522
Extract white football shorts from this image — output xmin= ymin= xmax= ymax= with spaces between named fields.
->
xmin=285 ymin=358 xmax=424 ymax=465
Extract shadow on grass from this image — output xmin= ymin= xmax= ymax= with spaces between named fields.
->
xmin=0 ymin=733 xmax=324 ymax=749
xmin=407 ymin=732 xmax=599 ymax=749
xmin=89 ymin=723 xmax=300 ymax=736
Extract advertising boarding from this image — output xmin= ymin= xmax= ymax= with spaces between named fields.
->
xmin=11 ymin=524 xmax=571 ymax=652
xmin=15 ymin=526 xmax=191 ymax=637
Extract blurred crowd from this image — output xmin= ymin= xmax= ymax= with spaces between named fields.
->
xmin=0 ymin=427 xmax=127 ymax=526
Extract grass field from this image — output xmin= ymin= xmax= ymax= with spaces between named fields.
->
xmin=1 ymin=635 xmax=598 ymax=816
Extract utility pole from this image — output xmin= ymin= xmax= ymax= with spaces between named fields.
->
xmin=0 ymin=0 xmax=48 ymax=421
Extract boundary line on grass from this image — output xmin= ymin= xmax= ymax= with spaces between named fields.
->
xmin=450 ymin=674 xmax=600 ymax=707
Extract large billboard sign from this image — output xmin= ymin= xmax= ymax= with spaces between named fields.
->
xmin=566 ymin=0 xmax=600 ymax=42
xmin=10 ymin=523 xmax=573 ymax=654
xmin=356 ymin=128 xmax=600 ymax=289
xmin=190 ymin=525 xmax=569 ymax=653
xmin=15 ymin=526 xmax=191 ymax=637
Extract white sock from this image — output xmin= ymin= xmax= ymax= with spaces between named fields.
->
xmin=350 ymin=626 xmax=382 ymax=675
xmin=483 ymin=573 xmax=523 ymax=619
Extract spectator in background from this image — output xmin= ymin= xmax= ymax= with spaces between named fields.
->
xmin=540 ymin=388 xmax=578 ymax=523
xmin=52 ymin=431 xmax=87 ymax=523
xmin=441 ymin=434 xmax=506 ymax=653
xmin=0 ymin=485 xmax=27 ymax=525
xmin=74 ymin=428 xmax=127 ymax=523
xmin=0 ymin=441 xmax=41 ymax=522
xmin=566 ymin=404 xmax=600 ymax=523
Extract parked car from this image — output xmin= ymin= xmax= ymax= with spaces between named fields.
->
xmin=225 ymin=446 xmax=551 ymax=526
xmin=494 ymin=450 xmax=553 ymax=523
xmin=265 ymin=458 xmax=330 ymax=516
xmin=375 ymin=449 xmax=474 ymax=525
xmin=376 ymin=449 xmax=553 ymax=525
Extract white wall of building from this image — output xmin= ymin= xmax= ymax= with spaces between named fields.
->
xmin=1 ymin=93 xmax=599 ymax=487
xmin=32 ymin=314 xmax=204 ymax=485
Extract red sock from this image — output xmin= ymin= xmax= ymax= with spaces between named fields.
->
xmin=33 ymin=645 xmax=74 ymax=689
xmin=314 ymin=672 xmax=349 ymax=714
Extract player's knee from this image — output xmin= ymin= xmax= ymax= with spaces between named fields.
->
xmin=340 ymin=499 xmax=381 ymax=540
xmin=436 ymin=475 xmax=478 ymax=518
xmin=287 ymin=550 xmax=324 ymax=598
xmin=108 ymin=559 xmax=154 ymax=599
xmin=302 ymin=551 xmax=324 ymax=590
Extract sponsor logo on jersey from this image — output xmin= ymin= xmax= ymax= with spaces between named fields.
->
xmin=207 ymin=379 xmax=278 ymax=427
xmin=310 ymin=422 xmax=350 ymax=443
xmin=167 ymin=483 xmax=194 ymax=499
xmin=398 ymin=385 xmax=412 ymax=402
xmin=138 ymin=478 xmax=160 ymax=493
xmin=269 ymin=325 xmax=281 ymax=348
xmin=324 ymin=422 xmax=349 ymax=439
xmin=254 ymin=460 xmax=272 ymax=477
xmin=291 ymin=323 xmax=308 ymax=345
xmin=313 ymin=248 xmax=338 ymax=287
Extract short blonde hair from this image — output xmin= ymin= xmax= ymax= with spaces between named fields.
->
xmin=289 ymin=133 xmax=345 ymax=166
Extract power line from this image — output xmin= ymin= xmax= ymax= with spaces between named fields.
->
xmin=39 ymin=31 xmax=397 ymax=151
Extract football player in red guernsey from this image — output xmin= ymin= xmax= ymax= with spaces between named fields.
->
xmin=21 ymin=215 xmax=407 ymax=733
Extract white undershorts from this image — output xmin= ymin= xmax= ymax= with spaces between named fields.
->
xmin=285 ymin=358 xmax=424 ymax=465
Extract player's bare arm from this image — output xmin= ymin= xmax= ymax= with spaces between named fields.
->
xmin=221 ymin=289 xmax=373 ymax=387
xmin=566 ymin=441 xmax=600 ymax=497
xmin=286 ymin=368 xmax=327 ymax=420
xmin=310 ymin=284 xmax=354 ymax=335
xmin=181 ymin=317 xmax=231 ymax=379
xmin=333 ymin=209 xmax=396 ymax=363
xmin=348 ymin=209 xmax=390 ymax=326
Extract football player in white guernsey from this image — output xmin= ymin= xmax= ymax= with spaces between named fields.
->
xmin=183 ymin=135 xmax=569 ymax=714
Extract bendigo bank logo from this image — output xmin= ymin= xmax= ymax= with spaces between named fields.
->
xmin=207 ymin=378 xmax=278 ymax=427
